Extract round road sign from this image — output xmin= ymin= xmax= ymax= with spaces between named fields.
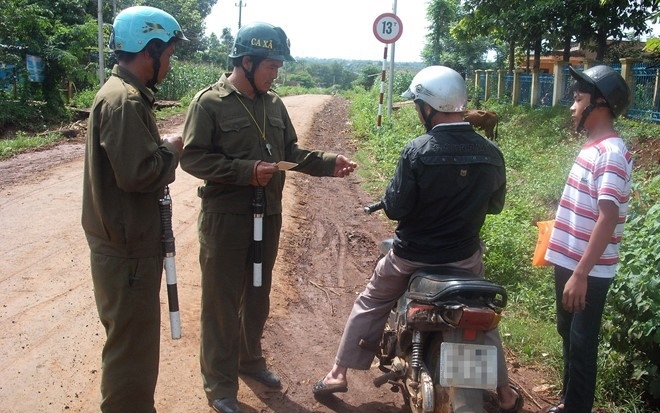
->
xmin=373 ymin=13 xmax=403 ymax=44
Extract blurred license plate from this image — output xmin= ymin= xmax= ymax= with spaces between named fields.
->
xmin=439 ymin=342 xmax=497 ymax=390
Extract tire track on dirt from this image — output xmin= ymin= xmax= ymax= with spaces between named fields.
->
xmin=261 ymin=96 xmax=403 ymax=413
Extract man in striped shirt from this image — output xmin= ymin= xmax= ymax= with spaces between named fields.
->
xmin=542 ymin=65 xmax=632 ymax=413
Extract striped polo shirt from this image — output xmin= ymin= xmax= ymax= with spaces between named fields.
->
xmin=545 ymin=135 xmax=633 ymax=278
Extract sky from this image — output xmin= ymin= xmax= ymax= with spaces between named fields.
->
xmin=204 ymin=0 xmax=430 ymax=62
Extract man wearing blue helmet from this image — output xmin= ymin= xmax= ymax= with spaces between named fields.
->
xmin=81 ymin=5 xmax=187 ymax=413
xmin=180 ymin=21 xmax=357 ymax=413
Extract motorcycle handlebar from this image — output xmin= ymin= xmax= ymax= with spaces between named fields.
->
xmin=364 ymin=200 xmax=384 ymax=214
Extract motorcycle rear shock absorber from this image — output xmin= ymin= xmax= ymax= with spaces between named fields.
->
xmin=410 ymin=330 xmax=422 ymax=387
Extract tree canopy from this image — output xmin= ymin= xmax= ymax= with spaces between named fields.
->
xmin=423 ymin=0 xmax=659 ymax=71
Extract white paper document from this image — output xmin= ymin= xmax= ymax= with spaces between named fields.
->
xmin=277 ymin=161 xmax=298 ymax=171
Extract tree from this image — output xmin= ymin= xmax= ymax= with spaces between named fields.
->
xmin=0 ymin=0 xmax=98 ymax=119
xmin=354 ymin=64 xmax=381 ymax=90
xmin=455 ymin=0 xmax=658 ymax=73
xmin=0 ymin=0 xmax=216 ymax=128
xmin=588 ymin=0 xmax=655 ymax=61
xmin=424 ymin=0 xmax=493 ymax=72
xmin=198 ymin=32 xmax=231 ymax=68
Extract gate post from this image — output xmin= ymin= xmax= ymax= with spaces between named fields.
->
xmin=531 ymin=70 xmax=540 ymax=107
xmin=512 ymin=70 xmax=521 ymax=106
xmin=553 ymin=61 xmax=567 ymax=107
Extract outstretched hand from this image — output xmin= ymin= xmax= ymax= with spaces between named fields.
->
xmin=333 ymin=155 xmax=357 ymax=177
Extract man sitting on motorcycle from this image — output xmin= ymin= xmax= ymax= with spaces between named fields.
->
xmin=312 ymin=65 xmax=523 ymax=413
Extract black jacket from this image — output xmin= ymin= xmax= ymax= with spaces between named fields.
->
xmin=382 ymin=123 xmax=506 ymax=264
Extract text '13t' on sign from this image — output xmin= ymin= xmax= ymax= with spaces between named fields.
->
xmin=373 ymin=13 xmax=403 ymax=44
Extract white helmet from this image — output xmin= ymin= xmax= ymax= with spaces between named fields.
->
xmin=401 ymin=65 xmax=467 ymax=112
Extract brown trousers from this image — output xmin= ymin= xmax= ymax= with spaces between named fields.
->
xmin=91 ymin=252 xmax=162 ymax=413
xmin=197 ymin=211 xmax=282 ymax=401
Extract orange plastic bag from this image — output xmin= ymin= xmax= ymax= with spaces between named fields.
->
xmin=532 ymin=220 xmax=555 ymax=266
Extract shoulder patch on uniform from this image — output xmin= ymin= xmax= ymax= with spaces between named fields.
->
xmin=193 ymin=85 xmax=216 ymax=102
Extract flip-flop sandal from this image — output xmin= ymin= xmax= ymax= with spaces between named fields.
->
xmin=500 ymin=384 xmax=524 ymax=413
xmin=312 ymin=378 xmax=348 ymax=396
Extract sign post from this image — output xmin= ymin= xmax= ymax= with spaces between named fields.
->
xmin=372 ymin=13 xmax=403 ymax=128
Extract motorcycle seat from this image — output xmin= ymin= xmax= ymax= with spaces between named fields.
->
xmin=406 ymin=267 xmax=507 ymax=308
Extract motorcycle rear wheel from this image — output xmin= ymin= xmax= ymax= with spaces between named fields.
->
xmin=425 ymin=334 xmax=484 ymax=413
xmin=408 ymin=367 xmax=451 ymax=413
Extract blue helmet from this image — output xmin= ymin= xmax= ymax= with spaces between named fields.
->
xmin=109 ymin=6 xmax=188 ymax=53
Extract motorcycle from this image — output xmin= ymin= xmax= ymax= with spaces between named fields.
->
xmin=361 ymin=201 xmax=508 ymax=413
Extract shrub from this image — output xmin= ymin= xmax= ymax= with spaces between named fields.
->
xmin=69 ymin=88 xmax=97 ymax=109
xmin=158 ymin=60 xmax=224 ymax=101
xmin=602 ymin=176 xmax=660 ymax=409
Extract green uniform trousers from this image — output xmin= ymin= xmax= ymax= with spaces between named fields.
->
xmin=198 ymin=211 xmax=282 ymax=401
xmin=91 ymin=252 xmax=162 ymax=413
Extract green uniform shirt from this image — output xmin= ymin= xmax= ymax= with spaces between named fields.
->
xmin=181 ymin=74 xmax=337 ymax=215
xmin=82 ymin=65 xmax=179 ymax=258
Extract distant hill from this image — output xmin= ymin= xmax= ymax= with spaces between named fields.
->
xmin=292 ymin=56 xmax=424 ymax=73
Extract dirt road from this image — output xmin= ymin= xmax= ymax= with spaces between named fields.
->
xmin=0 ymin=95 xmax=407 ymax=413
xmin=0 ymin=95 xmax=547 ymax=413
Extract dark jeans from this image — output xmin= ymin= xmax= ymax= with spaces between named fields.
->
xmin=554 ymin=266 xmax=612 ymax=413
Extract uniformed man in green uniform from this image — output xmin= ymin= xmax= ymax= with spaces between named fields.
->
xmin=180 ymin=21 xmax=357 ymax=413
xmin=81 ymin=6 xmax=187 ymax=413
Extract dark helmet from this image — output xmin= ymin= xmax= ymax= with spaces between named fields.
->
xmin=229 ymin=22 xmax=295 ymax=62
xmin=568 ymin=65 xmax=631 ymax=117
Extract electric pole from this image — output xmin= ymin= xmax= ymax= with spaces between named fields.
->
xmin=388 ymin=0 xmax=398 ymax=118
xmin=236 ymin=1 xmax=246 ymax=29
xmin=98 ymin=0 xmax=105 ymax=86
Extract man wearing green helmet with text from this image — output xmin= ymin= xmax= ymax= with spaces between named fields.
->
xmin=181 ymin=21 xmax=357 ymax=413
xmin=81 ymin=6 xmax=187 ymax=413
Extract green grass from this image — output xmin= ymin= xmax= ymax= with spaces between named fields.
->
xmin=0 ymin=131 xmax=64 ymax=160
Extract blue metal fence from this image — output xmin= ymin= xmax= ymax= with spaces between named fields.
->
xmin=519 ymin=73 xmax=531 ymax=105
xmin=628 ymin=62 xmax=660 ymax=122
xmin=474 ymin=62 xmax=660 ymax=123
xmin=539 ymin=74 xmax=554 ymax=107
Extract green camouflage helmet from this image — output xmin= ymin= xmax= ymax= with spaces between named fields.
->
xmin=229 ymin=22 xmax=295 ymax=62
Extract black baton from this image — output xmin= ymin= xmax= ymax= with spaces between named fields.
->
xmin=160 ymin=185 xmax=181 ymax=339
xmin=253 ymin=186 xmax=264 ymax=287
